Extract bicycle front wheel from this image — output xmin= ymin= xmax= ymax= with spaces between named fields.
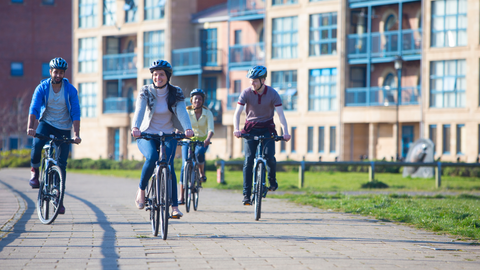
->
xmin=160 ymin=166 xmax=169 ymax=240
xmin=254 ymin=161 xmax=266 ymax=221
xmin=37 ymin=165 xmax=64 ymax=224
xmin=149 ymin=174 xmax=160 ymax=236
xmin=184 ymin=162 xmax=193 ymax=213
xmin=193 ymin=167 xmax=200 ymax=211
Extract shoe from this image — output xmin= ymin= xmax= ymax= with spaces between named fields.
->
xmin=171 ymin=209 xmax=183 ymax=219
xmin=242 ymin=195 xmax=251 ymax=205
xmin=200 ymin=176 xmax=207 ymax=182
xmin=58 ymin=205 xmax=65 ymax=215
xmin=268 ymin=181 xmax=278 ymax=191
xmin=29 ymin=167 xmax=39 ymax=188
xmin=178 ymin=200 xmax=185 ymax=205
xmin=135 ymin=190 xmax=145 ymax=209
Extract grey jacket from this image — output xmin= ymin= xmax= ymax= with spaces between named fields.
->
xmin=132 ymin=84 xmax=192 ymax=133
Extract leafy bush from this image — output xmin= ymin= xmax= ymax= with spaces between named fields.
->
xmin=0 ymin=149 xmax=31 ymax=168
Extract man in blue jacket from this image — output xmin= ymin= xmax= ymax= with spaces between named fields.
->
xmin=27 ymin=57 xmax=82 ymax=214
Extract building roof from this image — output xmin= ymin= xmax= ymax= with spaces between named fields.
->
xmin=191 ymin=3 xmax=228 ymax=24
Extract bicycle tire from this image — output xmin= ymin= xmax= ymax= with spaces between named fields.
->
xmin=184 ymin=162 xmax=193 ymax=213
xmin=37 ymin=165 xmax=64 ymax=224
xmin=149 ymin=173 xmax=160 ymax=236
xmin=160 ymin=166 xmax=169 ymax=240
xmin=193 ymin=166 xmax=199 ymax=211
xmin=254 ymin=161 xmax=265 ymax=221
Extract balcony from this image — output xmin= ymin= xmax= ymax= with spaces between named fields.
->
xmin=345 ymin=86 xmax=420 ymax=107
xmin=347 ymin=29 xmax=422 ymax=63
xmin=228 ymin=0 xmax=265 ymax=21
xmin=103 ymin=53 xmax=137 ymax=80
xmin=227 ymin=93 xmax=241 ymax=110
xmin=229 ymin=43 xmax=264 ymax=70
xmin=103 ymin=97 xmax=135 ymax=114
xmin=172 ymin=47 xmax=222 ymax=76
xmin=206 ymin=99 xmax=223 ymax=123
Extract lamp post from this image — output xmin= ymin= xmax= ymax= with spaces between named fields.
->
xmin=394 ymin=55 xmax=403 ymax=161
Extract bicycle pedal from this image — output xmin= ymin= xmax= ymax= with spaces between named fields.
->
xmin=170 ymin=215 xmax=181 ymax=219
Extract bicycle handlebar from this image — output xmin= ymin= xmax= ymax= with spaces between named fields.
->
xmin=34 ymin=134 xmax=78 ymax=144
xmin=138 ymin=132 xmax=186 ymax=141
xmin=240 ymin=133 xmax=284 ymax=141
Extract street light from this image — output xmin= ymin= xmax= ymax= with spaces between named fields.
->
xmin=394 ymin=55 xmax=403 ymax=161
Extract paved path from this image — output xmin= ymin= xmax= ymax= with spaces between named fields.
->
xmin=1 ymin=168 xmax=479 ymax=269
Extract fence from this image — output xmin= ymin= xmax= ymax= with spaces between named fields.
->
xmin=215 ymin=160 xmax=480 ymax=189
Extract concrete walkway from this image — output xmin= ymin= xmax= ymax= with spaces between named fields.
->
xmin=1 ymin=168 xmax=479 ymax=269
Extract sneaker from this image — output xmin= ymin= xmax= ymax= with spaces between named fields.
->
xmin=58 ymin=205 xmax=65 ymax=215
xmin=171 ymin=209 xmax=183 ymax=219
xmin=242 ymin=195 xmax=251 ymax=205
xmin=178 ymin=200 xmax=185 ymax=205
xmin=200 ymin=176 xmax=207 ymax=183
xmin=268 ymin=181 xmax=278 ymax=191
xmin=29 ymin=168 xmax=40 ymax=188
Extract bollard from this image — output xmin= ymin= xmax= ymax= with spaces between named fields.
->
xmin=435 ymin=161 xmax=441 ymax=188
xmin=217 ymin=160 xmax=225 ymax=184
xmin=298 ymin=160 xmax=305 ymax=189
xmin=368 ymin=161 xmax=375 ymax=182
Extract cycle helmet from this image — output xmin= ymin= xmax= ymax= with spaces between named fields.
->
xmin=149 ymin=59 xmax=173 ymax=75
xmin=190 ymin=88 xmax=205 ymax=99
xmin=49 ymin=57 xmax=68 ymax=70
xmin=246 ymin=65 xmax=267 ymax=79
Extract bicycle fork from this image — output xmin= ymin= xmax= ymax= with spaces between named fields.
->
xmin=252 ymin=157 xmax=268 ymax=202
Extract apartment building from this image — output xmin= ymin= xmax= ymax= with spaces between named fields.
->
xmin=71 ymin=0 xmax=480 ymax=163
xmin=0 ymin=0 xmax=72 ymax=151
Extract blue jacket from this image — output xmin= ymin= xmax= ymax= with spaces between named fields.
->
xmin=29 ymin=78 xmax=81 ymax=122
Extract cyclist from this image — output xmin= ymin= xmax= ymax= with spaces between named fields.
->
xmin=131 ymin=59 xmax=193 ymax=218
xmin=27 ymin=57 xmax=82 ymax=214
xmin=233 ymin=65 xmax=291 ymax=205
xmin=178 ymin=88 xmax=214 ymax=204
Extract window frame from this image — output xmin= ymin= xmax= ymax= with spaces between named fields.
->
xmin=103 ymin=0 xmax=116 ymax=26
xmin=442 ymin=124 xmax=451 ymax=154
xmin=329 ymin=126 xmax=336 ymax=153
xmin=144 ymin=0 xmax=165 ymax=20
xmin=429 ymin=59 xmax=466 ymax=108
xmin=79 ymin=0 xmax=98 ymax=28
xmin=11 ymin=62 xmax=23 ymax=77
xmin=78 ymin=37 xmax=98 ymax=73
xmin=272 ymin=16 xmax=298 ymax=59
xmin=309 ymin=68 xmax=337 ymax=111
xmin=431 ymin=0 xmax=467 ymax=48
xmin=309 ymin=12 xmax=337 ymax=56
xmin=143 ymin=30 xmax=165 ymax=68
xmin=78 ymin=82 xmax=98 ymax=118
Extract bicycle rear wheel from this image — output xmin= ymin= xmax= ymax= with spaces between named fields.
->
xmin=160 ymin=167 xmax=169 ymax=240
xmin=193 ymin=167 xmax=200 ymax=211
xmin=184 ymin=162 xmax=193 ymax=213
xmin=37 ymin=165 xmax=64 ymax=224
xmin=149 ymin=174 xmax=160 ymax=236
xmin=254 ymin=162 xmax=265 ymax=221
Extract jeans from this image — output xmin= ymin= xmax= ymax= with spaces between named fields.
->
xmin=243 ymin=128 xmax=276 ymax=197
xmin=137 ymin=137 xmax=179 ymax=207
xmin=180 ymin=142 xmax=208 ymax=185
xmin=31 ymin=121 xmax=71 ymax=177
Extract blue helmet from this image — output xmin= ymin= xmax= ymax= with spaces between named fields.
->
xmin=190 ymin=88 xmax=205 ymax=99
xmin=49 ymin=57 xmax=68 ymax=70
xmin=149 ymin=59 xmax=173 ymax=75
xmin=246 ymin=65 xmax=267 ymax=79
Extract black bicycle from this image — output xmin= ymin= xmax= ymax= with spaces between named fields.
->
xmin=138 ymin=132 xmax=185 ymax=240
xmin=35 ymin=134 xmax=76 ymax=224
xmin=181 ymin=140 xmax=208 ymax=213
xmin=241 ymin=133 xmax=283 ymax=221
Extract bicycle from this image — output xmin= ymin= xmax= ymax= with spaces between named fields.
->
xmin=241 ymin=133 xmax=284 ymax=221
xmin=181 ymin=140 xmax=209 ymax=213
xmin=35 ymin=134 xmax=76 ymax=224
xmin=138 ymin=132 xmax=186 ymax=240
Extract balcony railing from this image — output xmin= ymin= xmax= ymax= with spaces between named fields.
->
xmin=172 ymin=47 xmax=222 ymax=75
xmin=206 ymin=99 xmax=222 ymax=122
xmin=227 ymin=93 xmax=241 ymax=110
xmin=103 ymin=97 xmax=135 ymax=114
xmin=347 ymin=29 xmax=422 ymax=59
xmin=228 ymin=0 xmax=265 ymax=19
xmin=103 ymin=53 xmax=137 ymax=78
xmin=345 ymin=86 xmax=420 ymax=107
xmin=229 ymin=43 xmax=264 ymax=69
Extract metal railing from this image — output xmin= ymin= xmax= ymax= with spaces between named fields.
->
xmin=227 ymin=93 xmax=241 ymax=110
xmin=103 ymin=53 xmax=137 ymax=77
xmin=228 ymin=0 xmax=265 ymax=18
xmin=103 ymin=97 xmax=135 ymax=114
xmin=172 ymin=47 xmax=201 ymax=72
xmin=229 ymin=43 xmax=264 ymax=68
xmin=345 ymin=86 xmax=420 ymax=107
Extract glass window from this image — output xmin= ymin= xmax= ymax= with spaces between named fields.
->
xmin=329 ymin=126 xmax=336 ymax=153
xmin=201 ymin=29 xmax=218 ymax=66
xmin=234 ymin=80 xmax=242 ymax=93
xmin=78 ymin=37 xmax=98 ymax=73
xmin=203 ymin=77 xmax=217 ymax=100
xmin=429 ymin=124 xmax=437 ymax=154
xmin=310 ymin=12 xmax=337 ymax=56
xmin=103 ymin=0 xmax=116 ymax=26
xmin=309 ymin=68 xmax=337 ymax=111
xmin=42 ymin=63 xmax=50 ymax=78
xmin=291 ymin=127 xmax=296 ymax=152
xmin=144 ymin=30 xmax=165 ymax=68
xmin=42 ymin=0 xmax=54 ymax=5
xmin=272 ymin=70 xmax=297 ymax=111
xmin=307 ymin=127 xmax=314 ymax=153
xmin=456 ymin=124 xmax=465 ymax=154
xmin=11 ymin=0 xmax=23 ymax=3
xmin=273 ymin=0 xmax=298 ymax=5
xmin=430 ymin=59 xmax=466 ymax=108
xmin=272 ymin=16 xmax=298 ymax=59
xmin=431 ymin=0 xmax=467 ymax=47
xmin=443 ymin=124 xmax=451 ymax=154
xmin=143 ymin=78 xmax=153 ymax=85
xmin=79 ymin=82 xmax=97 ymax=118
xmin=79 ymin=0 xmax=97 ymax=28
xmin=125 ymin=0 xmax=138 ymax=23
xmin=318 ymin=126 xmax=324 ymax=153
xmin=145 ymin=0 xmax=165 ymax=20
xmin=11 ymin=62 xmax=23 ymax=76
xmin=234 ymin=30 xmax=242 ymax=45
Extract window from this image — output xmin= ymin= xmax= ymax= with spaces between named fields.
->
xmin=79 ymin=37 xmax=97 ymax=73
xmin=145 ymin=0 xmax=165 ymax=20
xmin=329 ymin=126 xmax=336 ymax=153
xmin=201 ymin=29 xmax=218 ymax=66
xmin=280 ymin=129 xmax=286 ymax=153
xmin=42 ymin=63 xmax=50 ymax=78
xmin=431 ymin=0 xmax=467 ymax=47
xmin=144 ymin=30 xmax=165 ymax=68
xmin=429 ymin=125 xmax=437 ymax=154
xmin=456 ymin=124 xmax=465 ymax=154
xmin=430 ymin=60 xmax=466 ymax=108
xmin=125 ymin=0 xmax=138 ymax=23
xmin=79 ymin=83 xmax=97 ymax=118
xmin=11 ymin=0 xmax=23 ymax=3
xmin=307 ymin=127 xmax=314 ymax=153
xmin=203 ymin=77 xmax=217 ymax=100
xmin=443 ymin=124 xmax=451 ymax=154
xmin=42 ymin=0 xmax=54 ymax=4
xmin=318 ymin=126 xmax=324 ymax=153
xmin=310 ymin=12 xmax=337 ymax=56
xmin=11 ymin=62 xmax=23 ymax=76
xmin=273 ymin=0 xmax=298 ymax=5
xmin=9 ymin=138 xmax=18 ymax=150
xmin=272 ymin=16 xmax=298 ymax=59
xmin=79 ymin=0 xmax=98 ymax=28
xmin=234 ymin=80 xmax=242 ymax=93
xmin=272 ymin=70 xmax=297 ymax=111
xmin=143 ymin=79 xmax=153 ymax=85
xmin=234 ymin=30 xmax=242 ymax=45
xmin=103 ymin=0 xmax=116 ymax=26
xmin=291 ymin=127 xmax=297 ymax=152
xmin=309 ymin=68 xmax=337 ymax=111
